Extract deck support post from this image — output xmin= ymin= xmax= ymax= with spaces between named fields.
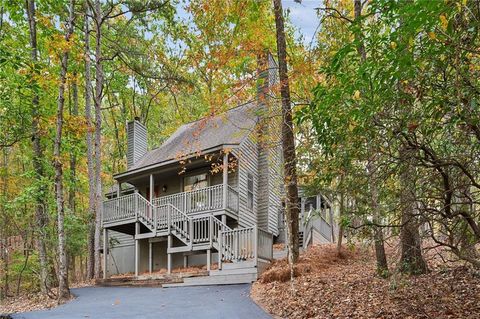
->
xmin=221 ymin=214 xmax=227 ymax=225
xmin=167 ymin=235 xmax=172 ymax=274
xmin=149 ymin=241 xmax=153 ymax=274
xmin=135 ymin=222 xmax=140 ymax=277
xmin=183 ymin=255 xmax=188 ymax=268
xmin=218 ymin=231 xmax=223 ymax=270
xmin=206 ymin=249 xmax=211 ymax=271
xmin=103 ymin=228 xmax=108 ymax=279
xmin=222 ymin=153 xmax=228 ymax=210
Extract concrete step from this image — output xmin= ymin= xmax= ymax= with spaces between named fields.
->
xmin=209 ymin=267 xmax=257 ymax=276
xmin=221 ymin=261 xmax=256 ymax=270
xmin=163 ymin=273 xmax=256 ymax=288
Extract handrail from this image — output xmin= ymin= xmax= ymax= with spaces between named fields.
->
xmin=137 ymin=193 xmax=156 ymax=230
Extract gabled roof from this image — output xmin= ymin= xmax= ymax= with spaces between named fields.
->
xmin=122 ymin=101 xmax=259 ymax=176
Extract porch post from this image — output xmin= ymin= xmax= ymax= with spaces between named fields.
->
xmin=103 ymin=228 xmax=108 ymax=279
xmin=149 ymin=174 xmax=154 ymax=203
xmin=135 ymin=222 xmax=140 ymax=277
xmin=183 ymin=255 xmax=188 ymax=268
xmin=149 ymin=241 xmax=153 ymax=274
xmin=222 ymin=153 xmax=228 ymax=210
xmin=149 ymin=174 xmax=155 ymax=226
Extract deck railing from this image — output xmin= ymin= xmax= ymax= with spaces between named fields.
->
xmin=103 ymin=193 xmax=136 ymax=223
xmin=153 ymin=184 xmax=238 ymax=215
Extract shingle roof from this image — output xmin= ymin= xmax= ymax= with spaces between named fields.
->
xmin=127 ymin=101 xmax=259 ymax=172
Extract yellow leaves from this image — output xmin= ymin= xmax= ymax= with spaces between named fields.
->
xmin=353 ymin=90 xmax=361 ymax=100
xmin=428 ymin=32 xmax=437 ymax=40
xmin=390 ymin=41 xmax=397 ymax=49
xmin=64 ymin=115 xmax=89 ymax=138
xmin=439 ymin=14 xmax=448 ymax=31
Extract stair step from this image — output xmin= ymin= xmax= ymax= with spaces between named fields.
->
xmin=221 ymin=261 xmax=256 ymax=270
xmin=210 ymin=267 xmax=257 ymax=276
xmin=163 ymin=273 xmax=256 ymax=287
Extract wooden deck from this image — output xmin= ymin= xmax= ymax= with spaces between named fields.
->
xmin=102 ymin=190 xmax=273 ymax=284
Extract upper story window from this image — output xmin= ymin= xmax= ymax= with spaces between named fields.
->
xmin=184 ymin=173 xmax=208 ymax=192
xmin=247 ymin=173 xmax=254 ymax=211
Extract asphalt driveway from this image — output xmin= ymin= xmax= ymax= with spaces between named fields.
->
xmin=12 ymin=284 xmax=271 ymax=319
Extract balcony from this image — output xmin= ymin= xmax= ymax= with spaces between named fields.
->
xmin=102 ymin=184 xmax=239 ymax=229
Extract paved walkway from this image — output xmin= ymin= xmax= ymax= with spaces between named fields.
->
xmin=12 ymin=284 xmax=271 ymax=319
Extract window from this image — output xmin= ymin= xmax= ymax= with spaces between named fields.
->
xmin=247 ymin=173 xmax=254 ymax=211
xmin=183 ymin=173 xmax=208 ymax=192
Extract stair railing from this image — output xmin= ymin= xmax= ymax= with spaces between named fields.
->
xmin=136 ymin=194 xmax=156 ymax=231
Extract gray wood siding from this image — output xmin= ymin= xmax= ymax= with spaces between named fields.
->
xmin=267 ymin=115 xmax=282 ymax=236
xmin=256 ymin=107 xmax=282 ymax=235
xmin=233 ymin=132 xmax=258 ymax=228
xmin=109 ymin=230 xmax=134 ymax=248
xmin=127 ymin=121 xmax=147 ymax=168
xmin=257 ymin=132 xmax=269 ymax=231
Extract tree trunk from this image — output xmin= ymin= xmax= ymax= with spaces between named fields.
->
xmin=84 ymin=5 xmax=96 ymax=281
xmin=273 ymin=0 xmax=300 ymax=264
xmin=68 ymin=74 xmax=78 ymax=212
xmin=371 ymin=176 xmax=389 ymax=277
xmin=93 ymin=0 xmax=104 ymax=279
xmin=53 ymin=0 xmax=75 ymax=302
xmin=1 ymin=149 xmax=9 ymax=299
xmin=336 ymin=180 xmax=345 ymax=255
xmin=26 ymin=0 xmax=49 ymax=294
xmin=398 ymin=146 xmax=428 ymax=275
xmin=354 ymin=0 xmax=366 ymax=62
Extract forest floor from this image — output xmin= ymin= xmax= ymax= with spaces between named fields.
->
xmin=251 ymin=243 xmax=480 ymax=319
xmin=0 ymin=281 xmax=92 ymax=314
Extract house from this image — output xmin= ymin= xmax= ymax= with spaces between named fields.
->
xmin=101 ymin=53 xmax=336 ymax=286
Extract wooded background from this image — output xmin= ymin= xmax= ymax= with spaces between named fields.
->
xmin=1 ymin=0 xmax=479 ymax=304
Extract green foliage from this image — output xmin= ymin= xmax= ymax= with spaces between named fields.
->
xmin=300 ymin=0 xmax=480 ymax=266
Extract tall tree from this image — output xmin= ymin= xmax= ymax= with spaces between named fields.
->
xmin=53 ymin=0 xmax=75 ymax=302
xmin=25 ymin=0 xmax=49 ymax=293
xmin=92 ymin=0 xmax=104 ymax=278
xmin=273 ymin=0 xmax=300 ymax=264
xmin=353 ymin=0 xmax=388 ymax=276
xmin=84 ymin=4 xmax=96 ymax=280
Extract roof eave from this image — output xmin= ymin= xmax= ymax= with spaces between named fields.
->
xmin=113 ymin=143 xmax=241 ymax=181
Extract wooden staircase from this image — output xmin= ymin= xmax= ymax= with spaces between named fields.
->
xmin=103 ymin=192 xmax=274 ymax=286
